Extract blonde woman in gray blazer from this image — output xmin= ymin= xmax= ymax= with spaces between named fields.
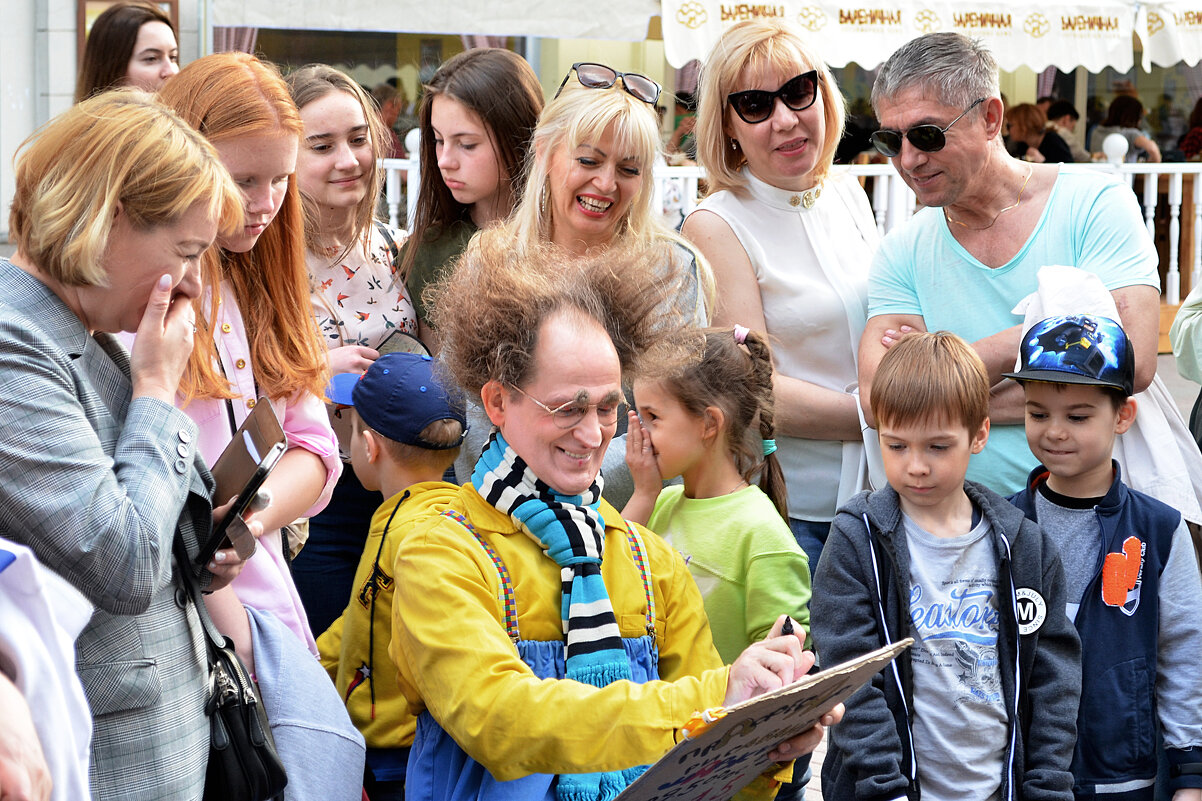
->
xmin=0 ymin=91 xmax=248 ymax=800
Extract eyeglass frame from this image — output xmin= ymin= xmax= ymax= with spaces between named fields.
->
xmin=869 ymin=97 xmax=987 ymax=158
xmin=725 ymin=70 xmax=821 ymax=125
xmin=554 ymin=62 xmax=662 ymax=106
xmin=508 ymin=383 xmax=628 ymax=429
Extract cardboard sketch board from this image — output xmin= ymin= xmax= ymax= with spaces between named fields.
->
xmin=616 ymin=638 xmax=913 ymax=801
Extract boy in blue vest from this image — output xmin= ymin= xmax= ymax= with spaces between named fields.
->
xmin=1006 ymin=313 xmax=1202 ymax=801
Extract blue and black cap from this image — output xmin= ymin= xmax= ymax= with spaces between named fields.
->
xmin=1003 ymin=314 xmax=1134 ymax=396
xmin=326 ymin=352 xmax=468 ymax=449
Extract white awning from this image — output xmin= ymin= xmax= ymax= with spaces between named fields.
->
xmin=1140 ymin=1 xmax=1202 ymax=68
xmin=663 ymin=0 xmax=1137 ymax=72
xmin=210 ymin=0 xmax=660 ymax=40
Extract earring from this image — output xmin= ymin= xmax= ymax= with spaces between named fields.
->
xmin=731 ymin=139 xmax=739 ymax=151
xmin=540 ymin=182 xmax=548 ymax=215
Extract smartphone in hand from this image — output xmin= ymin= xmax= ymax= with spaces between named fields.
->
xmin=196 ymin=401 xmax=286 ymax=565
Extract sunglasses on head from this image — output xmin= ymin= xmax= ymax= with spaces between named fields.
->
xmin=555 ymin=62 xmax=662 ymax=106
xmin=869 ymin=97 xmax=986 ymax=158
xmin=726 ymin=71 xmax=819 ymax=124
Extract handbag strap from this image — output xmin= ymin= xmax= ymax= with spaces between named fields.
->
xmin=172 ymin=533 xmax=231 ymax=653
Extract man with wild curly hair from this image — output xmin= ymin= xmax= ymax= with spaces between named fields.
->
xmin=389 ymin=233 xmax=839 ymax=801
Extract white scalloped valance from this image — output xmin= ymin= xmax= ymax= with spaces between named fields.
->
xmin=663 ymin=0 xmax=1138 ymax=71
xmin=1141 ymin=1 xmax=1202 ymax=68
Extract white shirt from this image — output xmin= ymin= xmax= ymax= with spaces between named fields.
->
xmin=694 ymin=168 xmax=879 ymax=519
xmin=0 ymin=537 xmax=94 ymax=801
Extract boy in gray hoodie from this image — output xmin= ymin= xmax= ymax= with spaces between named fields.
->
xmin=812 ymin=331 xmax=1081 ymax=801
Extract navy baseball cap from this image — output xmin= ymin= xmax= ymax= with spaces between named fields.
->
xmin=326 ymin=353 xmax=467 ymax=449
xmin=1004 ymin=314 xmax=1134 ymax=395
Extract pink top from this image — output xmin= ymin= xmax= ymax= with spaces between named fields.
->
xmin=135 ymin=283 xmax=341 ymax=653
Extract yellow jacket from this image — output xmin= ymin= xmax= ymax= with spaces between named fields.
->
xmin=318 ymin=480 xmax=460 ymax=748
xmin=388 ymin=483 xmax=731 ymax=781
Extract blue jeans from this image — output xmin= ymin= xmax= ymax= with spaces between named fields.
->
xmin=780 ymin=517 xmax=831 ymax=801
xmin=291 ymin=466 xmax=377 ymax=637
xmin=789 ymin=517 xmax=832 ymax=575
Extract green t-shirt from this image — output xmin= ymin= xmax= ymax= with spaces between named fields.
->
xmin=402 ymin=219 xmax=478 ymax=326
xmin=647 ymin=484 xmax=811 ymax=663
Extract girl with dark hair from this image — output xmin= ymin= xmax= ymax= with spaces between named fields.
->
xmin=623 ymin=327 xmax=810 ymax=667
xmin=286 ymin=63 xmax=421 ymax=636
xmin=400 ymin=47 xmax=544 ymax=341
xmin=75 ymin=0 xmax=178 ymax=101
xmin=1090 ymin=95 xmax=1162 ymax=162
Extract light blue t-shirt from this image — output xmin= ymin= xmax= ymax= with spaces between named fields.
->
xmin=869 ymin=168 xmax=1159 ymax=493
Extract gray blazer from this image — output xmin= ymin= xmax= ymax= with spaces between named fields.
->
xmin=0 ymin=259 xmax=216 ymax=800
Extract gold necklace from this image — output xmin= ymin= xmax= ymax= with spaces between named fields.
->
xmin=788 ymin=183 xmax=822 ymax=210
xmin=944 ymin=165 xmax=1033 ymax=231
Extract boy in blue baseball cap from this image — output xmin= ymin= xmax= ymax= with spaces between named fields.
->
xmin=1006 ymin=314 xmax=1202 ymax=801
xmin=316 ymin=352 xmax=467 ymax=801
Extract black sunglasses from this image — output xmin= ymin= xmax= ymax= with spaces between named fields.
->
xmin=869 ymin=97 xmax=986 ymax=158
xmin=726 ymin=71 xmax=819 ymax=124
xmin=555 ymin=62 xmax=661 ymax=106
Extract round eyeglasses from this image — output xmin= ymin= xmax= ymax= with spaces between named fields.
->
xmin=726 ymin=71 xmax=819 ymax=124
xmin=555 ymin=63 xmax=661 ymax=106
xmin=869 ymin=97 xmax=986 ymax=158
xmin=509 ymin=384 xmax=627 ymax=429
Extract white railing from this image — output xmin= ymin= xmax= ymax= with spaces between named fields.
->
xmin=381 ymin=158 xmax=1202 ymax=305
xmin=1104 ymin=163 xmax=1202 ymax=305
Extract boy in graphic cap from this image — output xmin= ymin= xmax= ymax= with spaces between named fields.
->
xmin=1006 ymin=314 xmax=1202 ymax=801
xmin=316 ymin=352 xmax=467 ymax=801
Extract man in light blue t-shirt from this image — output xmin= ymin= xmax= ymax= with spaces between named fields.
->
xmin=856 ymin=32 xmax=1161 ymax=494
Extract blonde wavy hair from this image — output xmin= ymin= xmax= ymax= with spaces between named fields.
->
xmin=10 ymin=90 xmax=242 ymax=287
xmin=695 ymin=19 xmax=845 ymax=196
xmin=502 ymin=79 xmax=713 ymax=315
xmin=509 ymin=82 xmax=662 ymax=248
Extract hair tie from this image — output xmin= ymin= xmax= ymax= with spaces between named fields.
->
xmin=762 ymin=438 xmax=777 ymax=457
xmin=733 ymin=324 xmax=750 ymax=345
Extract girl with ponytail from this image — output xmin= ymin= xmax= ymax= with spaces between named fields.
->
xmin=624 ymin=326 xmax=811 ymax=664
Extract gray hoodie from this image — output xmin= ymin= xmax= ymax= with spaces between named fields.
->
xmin=811 ymin=481 xmax=1081 ymax=801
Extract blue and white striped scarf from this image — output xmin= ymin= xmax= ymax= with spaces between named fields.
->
xmin=473 ymin=430 xmax=642 ymax=801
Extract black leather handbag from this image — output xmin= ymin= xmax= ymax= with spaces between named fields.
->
xmin=202 ymin=632 xmax=288 ymax=801
xmin=174 ymin=537 xmax=288 ymax=801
